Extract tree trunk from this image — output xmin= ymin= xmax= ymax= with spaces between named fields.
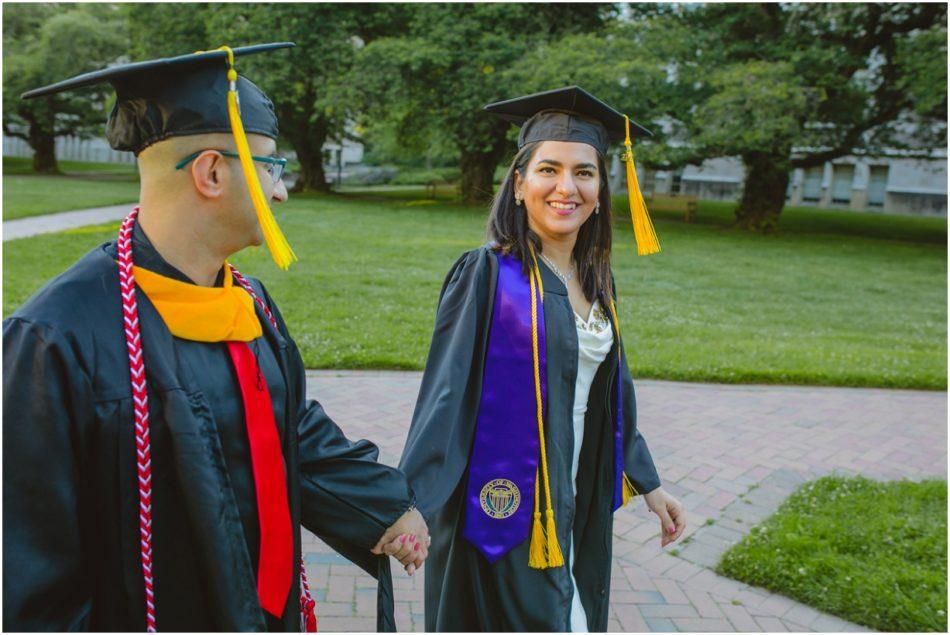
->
xmin=293 ymin=140 xmax=330 ymax=193
xmin=459 ymin=148 xmax=501 ymax=205
xmin=735 ymin=152 xmax=790 ymax=232
xmin=282 ymin=98 xmax=330 ymax=193
xmin=29 ymin=126 xmax=58 ymax=174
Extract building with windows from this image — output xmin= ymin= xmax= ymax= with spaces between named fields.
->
xmin=637 ymin=152 xmax=947 ymax=216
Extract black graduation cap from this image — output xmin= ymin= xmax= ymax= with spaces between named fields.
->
xmin=22 ymin=43 xmax=294 ymax=156
xmin=484 ymin=86 xmax=660 ymax=256
xmin=483 ymin=86 xmax=652 ymax=157
xmin=23 ymin=43 xmax=298 ymax=269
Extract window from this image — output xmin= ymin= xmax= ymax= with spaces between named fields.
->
xmin=802 ymin=167 xmax=822 ymax=202
xmin=641 ymin=169 xmax=656 ymax=195
xmin=867 ymin=166 xmax=888 ymax=207
xmin=831 ymin=164 xmax=855 ymax=204
xmin=671 ymin=171 xmax=682 ymax=195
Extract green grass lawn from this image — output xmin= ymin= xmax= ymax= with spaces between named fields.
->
xmin=717 ymin=476 xmax=948 ymax=632
xmin=3 ymin=187 xmax=946 ymax=388
xmin=3 ymin=156 xmax=139 ymax=220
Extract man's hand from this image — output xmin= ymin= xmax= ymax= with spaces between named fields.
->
xmin=371 ymin=508 xmax=429 ymax=575
xmin=643 ymin=487 xmax=686 ymax=548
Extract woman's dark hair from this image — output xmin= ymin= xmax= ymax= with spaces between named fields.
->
xmin=487 ymin=141 xmax=614 ymax=303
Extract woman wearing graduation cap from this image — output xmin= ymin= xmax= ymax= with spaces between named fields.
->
xmin=399 ymin=87 xmax=686 ymax=631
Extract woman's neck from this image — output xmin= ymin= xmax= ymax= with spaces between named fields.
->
xmin=536 ymin=232 xmax=576 ymax=274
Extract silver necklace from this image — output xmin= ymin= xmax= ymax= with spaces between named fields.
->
xmin=539 ymin=251 xmax=575 ymax=285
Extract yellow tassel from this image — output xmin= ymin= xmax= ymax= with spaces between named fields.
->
xmin=622 ymin=473 xmax=639 ymax=507
xmin=544 ymin=509 xmax=564 ymax=566
xmin=528 ymin=468 xmax=547 ymax=568
xmin=622 ymin=115 xmax=660 ymax=256
xmin=218 ymin=46 xmax=297 ymax=270
xmin=528 ymin=512 xmax=547 ymax=567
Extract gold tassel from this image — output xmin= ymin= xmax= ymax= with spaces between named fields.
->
xmin=218 ymin=46 xmax=297 ymax=270
xmin=528 ymin=468 xmax=547 ymax=568
xmin=622 ymin=473 xmax=639 ymax=507
xmin=544 ymin=509 xmax=564 ymax=566
xmin=622 ymin=115 xmax=660 ymax=256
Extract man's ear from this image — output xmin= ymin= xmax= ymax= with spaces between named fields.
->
xmin=190 ymin=150 xmax=227 ymax=199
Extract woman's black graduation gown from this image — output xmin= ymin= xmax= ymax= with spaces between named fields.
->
xmin=3 ymin=227 xmax=413 ymax=631
xmin=400 ymin=246 xmax=662 ymax=632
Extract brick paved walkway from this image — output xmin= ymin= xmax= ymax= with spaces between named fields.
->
xmin=301 ymin=371 xmax=946 ymax=632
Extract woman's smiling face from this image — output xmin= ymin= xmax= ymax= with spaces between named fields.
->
xmin=515 ymin=140 xmax=601 ymax=242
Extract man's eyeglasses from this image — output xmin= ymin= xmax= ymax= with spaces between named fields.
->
xmin=175 ymin=149 xmax=287 ymax=185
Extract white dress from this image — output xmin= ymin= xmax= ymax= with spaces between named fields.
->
xmin=568 ymin=299 xmax=614 ymax=632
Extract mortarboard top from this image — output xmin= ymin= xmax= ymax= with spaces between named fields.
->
xmin=483 ymin=86 xmax=652 ymax=157
xmin=22 ymin=43 xmax=294 ymax=156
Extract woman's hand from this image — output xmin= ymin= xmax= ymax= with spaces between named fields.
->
xmin=371 ymin=508 xmax=430 ymax=575
xmin=643 ymin=487 xmax=686 ymax=548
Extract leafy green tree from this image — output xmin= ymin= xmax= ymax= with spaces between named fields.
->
xmin=3 ymin=3 xmax=127 ymax=173
xmin=125 ymin=3 xmax=211 ymax=59
xmin=502 ymin=22 xmax=675 ymax=191
xmin=350 ymin=4 xmax=615 ymax=204
xmin=201 ymin=4 xmax=411 ymax=192
xmin=663 ymin=3 xmax=948 ymax=231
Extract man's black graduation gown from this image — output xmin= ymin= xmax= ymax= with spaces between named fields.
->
xmin=3 ymin=227 xmax=413 ymax=631
xmin=399 ymin=246 xmax=662 ymax=632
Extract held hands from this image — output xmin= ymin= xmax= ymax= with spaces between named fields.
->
xmin=643 ymin=487 xmax=686 ymax=548
xmin=371 ymin=507 xmax=430 ymax=576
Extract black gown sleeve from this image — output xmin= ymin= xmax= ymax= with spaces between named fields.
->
xmin=258 ymin=284 xmax=413 ymax=632
xmin=618 ymin=337 xmax=662 ymax=495
xmin=609 ymin=273 xmax=662 ymax=496
xmin=398 ymin=248 xmax=494 ymax=522
xmin=2 ymin=318 xmax=94 ymax=631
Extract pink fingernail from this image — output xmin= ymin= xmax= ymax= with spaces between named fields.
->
xmin=668 ymin=525 xmax=675 ymax=533
xmin=400 ymin=535 xmax=406 ymax=544
xmin=414 ymin=543 xmax=420 ymax=551
xmin=409 ymin=535 xmax=416 ymax=543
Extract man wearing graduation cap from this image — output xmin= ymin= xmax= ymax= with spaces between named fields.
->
xmin=3 ymin=43 xmax=428 ymax=632
xmin=400 ymin=86 xmax=685 ymax=631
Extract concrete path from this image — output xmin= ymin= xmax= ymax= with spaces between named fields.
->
xmin=3 ymin=203 xmax=133 ymax=241
xmin=301 ymin=371 xmax=946 ymax=632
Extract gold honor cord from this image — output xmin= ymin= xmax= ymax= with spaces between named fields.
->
xmin=623 ymin=115 xmax=661 ymax=256
xmin=212 ymin=46 xmax=297 ymax=270
xmin=607 ymin=296 xmax=641 ymax=507
xmin=526 ymin=245 xmax=564 ymax=568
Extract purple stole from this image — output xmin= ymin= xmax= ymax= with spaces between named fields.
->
xmin=463 ymin=251 xmax=627 ymax=564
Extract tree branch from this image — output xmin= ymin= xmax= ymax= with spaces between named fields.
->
xmin=2 ymin=123 xmax=30 ymax=142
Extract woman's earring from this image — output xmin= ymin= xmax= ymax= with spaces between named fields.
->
xmin=515 ymin=194 xmax=523 ymax=206
xmin=595 ymin=200 xmax=601 ymax=214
